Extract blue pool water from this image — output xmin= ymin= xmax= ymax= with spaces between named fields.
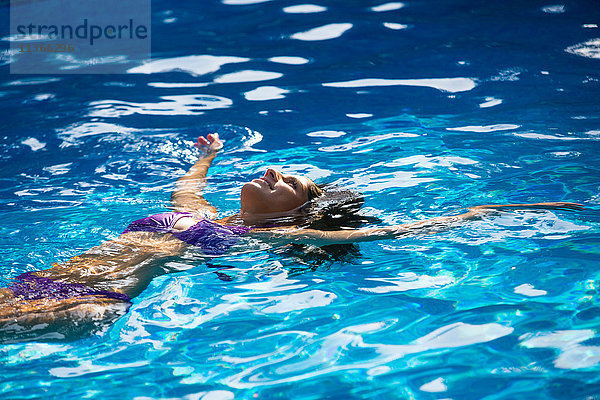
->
xmin=1 ymin=0 xmax=600 ymax=398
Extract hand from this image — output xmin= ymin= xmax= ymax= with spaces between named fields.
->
xmin=473 ymin=202 xmax=585 ymax=212
xmin=523 ymin=202 xmax=585 ymax=211
xmin=194 ymin=133 xmax=223 ymax=156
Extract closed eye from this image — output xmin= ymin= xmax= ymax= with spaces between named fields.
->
xmin=285 ymin=177 xmax=297 ymax=189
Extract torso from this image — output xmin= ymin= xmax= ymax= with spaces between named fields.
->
xmin=10 ymin=213 xmax=255 ymax=300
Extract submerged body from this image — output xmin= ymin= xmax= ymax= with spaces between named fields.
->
xmin=0 ymin=211 xmax=253 ymax=341
xmin=0 ymin=133 xmax=584 ymax=342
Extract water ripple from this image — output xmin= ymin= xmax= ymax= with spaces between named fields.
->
xmin=88 ymin=94 xmax=233 ymax=117
xmin=214 ymin=70 xmax=282 ymax=84
xmin=283 ymin=4 xmax=327 ymax=14
xmin=21 ymin=137 xmax=46 ymax=151
xmin=359 ymin=272 xmax=455 ymax=293
xmin=223 ymin=322 xmax=513 ymax=388
xmin=127 ymin=55 xmax=249 ymax=76
xmin=268 ymin=56 xmax=309 ymax=65
xmin=323 ymin=77 xmax=477 ymax=93
xmin=317 ymin=132 xmax=419 ymax=153
xmin=223 ymin=0 xmax=271 ymax=4
xmin=291 ymin=23 xmax=353 ymax=41
xmin=565 ymin=38 xmax=600 ymax=59
xmin=244 ymin=86 xmax=289 ymax=101
xmin=383 ymin=22 xmax=409 ymax=30
xmin=447 ymin=124 xmax=520 ymax=132
xmin=520 ymin=330 xmax=600 ymax=369
xmin=370 ymin=2 xmax=405 ymax=12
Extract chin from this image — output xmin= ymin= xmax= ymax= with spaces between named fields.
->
xmin=240 ymin=182 xmax=267 ymax=213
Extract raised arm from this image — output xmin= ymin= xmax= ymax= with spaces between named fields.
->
xmin=170 ymin=133 xmax=223 ymax=218
xmin=251 ymin=202 xmax=584 ymax=246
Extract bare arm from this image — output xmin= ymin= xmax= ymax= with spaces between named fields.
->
xmin=170 ymin=133 xmax=223 ymax=218
xmin=250 ymin=202 xmax=585 ymax=246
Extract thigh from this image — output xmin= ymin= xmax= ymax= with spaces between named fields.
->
xmin=0 ymin=295 xmax=130 ymax=343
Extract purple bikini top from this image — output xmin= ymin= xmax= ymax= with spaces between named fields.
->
xmin=122 ymin=212 xmax=253 ymax=256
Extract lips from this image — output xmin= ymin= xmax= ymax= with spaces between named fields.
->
xmin=257 ymin=177 xmax=273 ymax=190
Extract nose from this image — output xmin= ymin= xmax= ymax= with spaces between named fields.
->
xmin=264 ymin=168 xmax=280 ymax=182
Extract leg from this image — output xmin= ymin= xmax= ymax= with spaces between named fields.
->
xmin=0 ymin=293 xmax=130 ymax=343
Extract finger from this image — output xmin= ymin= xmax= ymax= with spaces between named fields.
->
xmin=194 ymin=139 xmax=209 ymax=149
xmin=555 ymin=205 xmax=584 ymax=211
xmin=197 ymin=136 xmax=210 ymax=145
xmin=558 ymin=202 xmax=584 ymax=210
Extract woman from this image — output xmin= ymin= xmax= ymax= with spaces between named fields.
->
xmin=0 ymin=133 xmax=584 ymax=342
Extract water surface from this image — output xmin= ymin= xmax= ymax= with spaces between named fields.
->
xmin=1 ymin=0 xmax=599 ymax=398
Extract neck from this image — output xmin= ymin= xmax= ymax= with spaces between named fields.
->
xmin=217 ymin=212 xmax=272 ymax=226
xmin=239 ymin=209 xmax=303 ymax=227
xmin=239 ymin=210 xmax=268 ymax=225
xmin=217 ymin=213 xmax=243 ymax=225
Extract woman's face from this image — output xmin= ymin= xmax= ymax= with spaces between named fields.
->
xmin=241 ymin=168 xmax=312 ymax=215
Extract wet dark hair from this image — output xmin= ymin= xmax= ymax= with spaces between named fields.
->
xmin=306 ymin=179 xmax=323 ymax=202
xmin=252 ymin=183 xmax=374 ymax=228
xmin=298 ymin=184 xmax=370 ymax=228
xmin=272 ymin=183 xmax=382 ymax=274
